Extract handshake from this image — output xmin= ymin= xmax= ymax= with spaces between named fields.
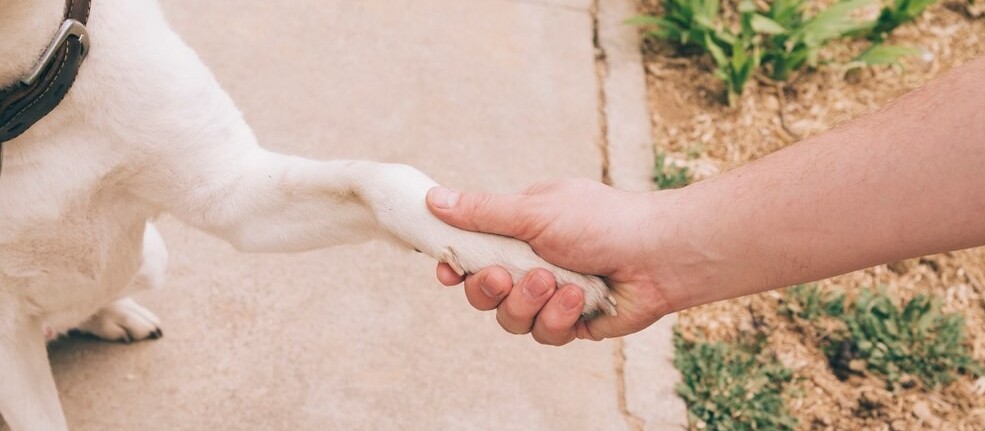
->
xmin=423 ymin=56 xmax=985 ymax=345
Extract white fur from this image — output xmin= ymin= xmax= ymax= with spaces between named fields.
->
xmin=0 ymin=1 xmax=612 ymax=429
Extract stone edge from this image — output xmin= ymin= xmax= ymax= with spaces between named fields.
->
xmin=595 ymin=0 xmax=689 ymax=429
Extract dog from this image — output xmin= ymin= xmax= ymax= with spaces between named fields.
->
xmin=0 ymin=1 xmax=615 ymax=429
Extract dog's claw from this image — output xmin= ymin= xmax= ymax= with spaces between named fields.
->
xmin=74 ymin=298 xmax=164 ymax=343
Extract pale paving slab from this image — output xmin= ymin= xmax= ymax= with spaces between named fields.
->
xmin=509 ymin=0 xmax=594 ymax=11
xmin=38 ymin=0 xmax=629 ymax=430
xmin=597 ymin=0 xmax=689 ymax=429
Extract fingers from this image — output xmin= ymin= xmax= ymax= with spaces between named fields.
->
xmin=436 ymin=257 xmax=609 ymax=345
xmin=435 ymin=263 xmax=465 ymax=286
xmin=495 ymin=269 xmax=556 ymax=334
xmin=580 ymin=300 xmax=661 ymax=342
xmin=426 ymin=187 xmax=536 ymax=240
xmin=436 ymin=264 xmax=514 ymax=311
xmin=449 ymin=266 xmax=582 ymax=345
xmin=462 ymin=266 xmax=513 ymax=311
xmin=530 ymin=285 xmax=584 ymax=346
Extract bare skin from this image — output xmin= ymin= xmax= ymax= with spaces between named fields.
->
xmin=427 ymin=55 xmax=985 ymax=346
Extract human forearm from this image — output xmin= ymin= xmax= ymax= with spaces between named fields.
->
xmin=657 ymin=56 xmax=985 ymax=311
xmin=425 ymin=57 xmax=985 ymax=343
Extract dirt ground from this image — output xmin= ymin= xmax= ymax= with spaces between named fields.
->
xmin=636 ymin=0 xmax=985 ymax=429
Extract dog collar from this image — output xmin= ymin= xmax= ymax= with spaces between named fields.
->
xmin=0 ymin=0 xmax=91 ymax=146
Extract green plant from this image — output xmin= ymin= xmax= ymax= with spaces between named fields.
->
xmin=760 ymin=0 xmax=878 ymax=81
xmin=779 ymin=284 xmax=844 ymax=321
xmin=627 ymin=0 xmax=721 ymax=51
xmin=851 ymin=43 xmax=921 ymax=67
xmin=674 ymin=331 xmax=798 ymax=431
xmin=707 ymin=2 xmax=764 ymax=105
xmin=781 ymin=285 xmax=983 ymax=389
xmin=630 ymin=0 xmax=772 ymax=104
xmin=828 ymin=288 xmax=983 ymax=388
xmin=869 ymin=0 xmax=939 ymax=41
xmin=630 ymin=0 xmax=932 ymax=102
xmin=653 ymin=152 xmax=693 ymax=189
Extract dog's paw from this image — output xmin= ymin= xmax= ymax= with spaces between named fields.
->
xmin=361 ymin=164 xmax=616 ymax=317
xmin=437 ymin=239 xmax=617 ymax=319
xmin=75 ymin=298 xmax=163 ymax=343
xmin=534 ymin=265 xmax=615 ymax=319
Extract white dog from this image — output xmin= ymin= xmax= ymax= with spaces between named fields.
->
xmin=0 ymin=1 xmax=615 ymax=429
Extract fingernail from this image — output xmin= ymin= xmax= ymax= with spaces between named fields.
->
xmin=479 ymin=279 xmax=500 ymax=299
xmin=561 ymin=289 xmax=581 ymax=311
xmin=522 ymin=276 xmax=550 ymax=299
xmin=429 ymin=187 xmax=460 ymax=209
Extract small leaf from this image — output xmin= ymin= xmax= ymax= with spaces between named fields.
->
xmin=751 ymin=14 xmax=788 ymax=34
xmin=624 ymin=15 xmax=666 ymax=26
xmin=855 ymin=44 xmax=921 ymax=66
xmin=697 ymin=0 xmax=722 ymax=27
xmin=797 ymin=0 xmax=878 ymax=47
xmin=705 ymin=33 xmax=729 ymax=66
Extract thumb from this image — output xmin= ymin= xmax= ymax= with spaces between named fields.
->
xmin=426 ymin=186 xmax=534 ymax=240
xmin=578 ymin=316 xmax=624 ymax=341
xmin=580 ymin=308 xmax=660 ymax=341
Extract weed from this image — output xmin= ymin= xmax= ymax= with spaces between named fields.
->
xmin=781 ymin=285 xmax=983 ymax=389
xmin=628 ymin=0 xmax=766 ymax=104
xmin=706 ymin=7 xmax=761 ymax=106
xmin=760 ymin=0 xmax=877 ymax=81
xmin=850 ymin=43 xmax=922 ymax=68
xmin=674 ymin=331 xmax=798 ymax=431
xmin=779 ymin=284 xmax=844 ymax=321
xmin=626 ymin=0 xmax=720 ymax=52
xmin=653 ymin=152 xmax=693 ymax=189
xmin=830 ymin=288 xmax=983 ymax=388
xmin=869 ymin=0 xmax=939 ymax=41
xmin=630 ymin=0 xmax=930 ymax=103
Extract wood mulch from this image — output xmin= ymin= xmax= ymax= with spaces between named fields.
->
xmin=635 ymin=0 xmax=985 ymax=429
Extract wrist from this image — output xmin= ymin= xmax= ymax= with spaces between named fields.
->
xmin=638 ymin=185 xmax=734 ymax=313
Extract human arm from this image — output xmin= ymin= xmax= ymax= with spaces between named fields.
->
xmin=430 ymin=55 xmax=985 ymax=344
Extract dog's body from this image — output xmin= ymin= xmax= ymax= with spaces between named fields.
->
xmin=0 ymin=1 xmax=611 ymax=429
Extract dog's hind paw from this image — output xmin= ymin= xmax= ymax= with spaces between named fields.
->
xmin=75 ymin=297 xmax=163 ymax=343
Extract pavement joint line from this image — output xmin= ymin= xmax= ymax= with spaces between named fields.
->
xmin=590 ymin=1 xmax=644 ymax=430
xmin=595 ymin=0 xmax=689 ymax=428
xmin=591 ymin=0 xmax=612 ymax=185
xmin=614 ymin=339 xmax=647 ymax=431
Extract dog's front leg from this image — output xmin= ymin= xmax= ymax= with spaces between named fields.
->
xmin=139 ymin=148 xmax=614 ymax=316
xmin=0 ymin=313 xmax=69 ymax=431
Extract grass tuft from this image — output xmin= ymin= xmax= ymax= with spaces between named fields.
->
xmin=780 ymin=284 xmax=983 ymax=389
xmin=674 ymin=331 xmax=798 ymax=431
xmin=653 ymin=152 xmax=693 ymax=189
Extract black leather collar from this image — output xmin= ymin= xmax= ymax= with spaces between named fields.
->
xmin=0 ymin=0 xmax=91 ymax=175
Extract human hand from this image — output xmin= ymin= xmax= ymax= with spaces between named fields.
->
xmin=426 ymin=179 xmax=677 ymax=345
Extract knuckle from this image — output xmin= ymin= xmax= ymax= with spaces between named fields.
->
xmin=580 ymin=324 xmax=604 ymax=342
xmin=532 ymin=330 xmax=568 ymax=346
xmin=465 ymin=291 xmax=494 ymax=311
xmin=496 ymin=310 xmax=529 ymax=335
xmin=465 ymin=193 xmax=493 ymax=217
xmin=499 ymin=304 xmax=524 ymax=323
xmin=542 ymin=317 xmax=568 ymax=334
xmin=531 ymin=332 xmax=551 ymax=345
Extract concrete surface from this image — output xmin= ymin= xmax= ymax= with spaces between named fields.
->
xmin=596 ymin=1 xmax=689 ymax=429
xmin=597 ymin=0 xmax=657 ymax=191
xmin=5 ymin=0 xmax=685 ymax=430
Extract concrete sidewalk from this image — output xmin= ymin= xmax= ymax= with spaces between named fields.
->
xmin=38 ymin=1 xmax=684 ymax=430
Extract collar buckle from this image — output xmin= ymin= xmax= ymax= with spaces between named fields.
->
xmin=20 ymin=19 xmax=89 ymax=86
